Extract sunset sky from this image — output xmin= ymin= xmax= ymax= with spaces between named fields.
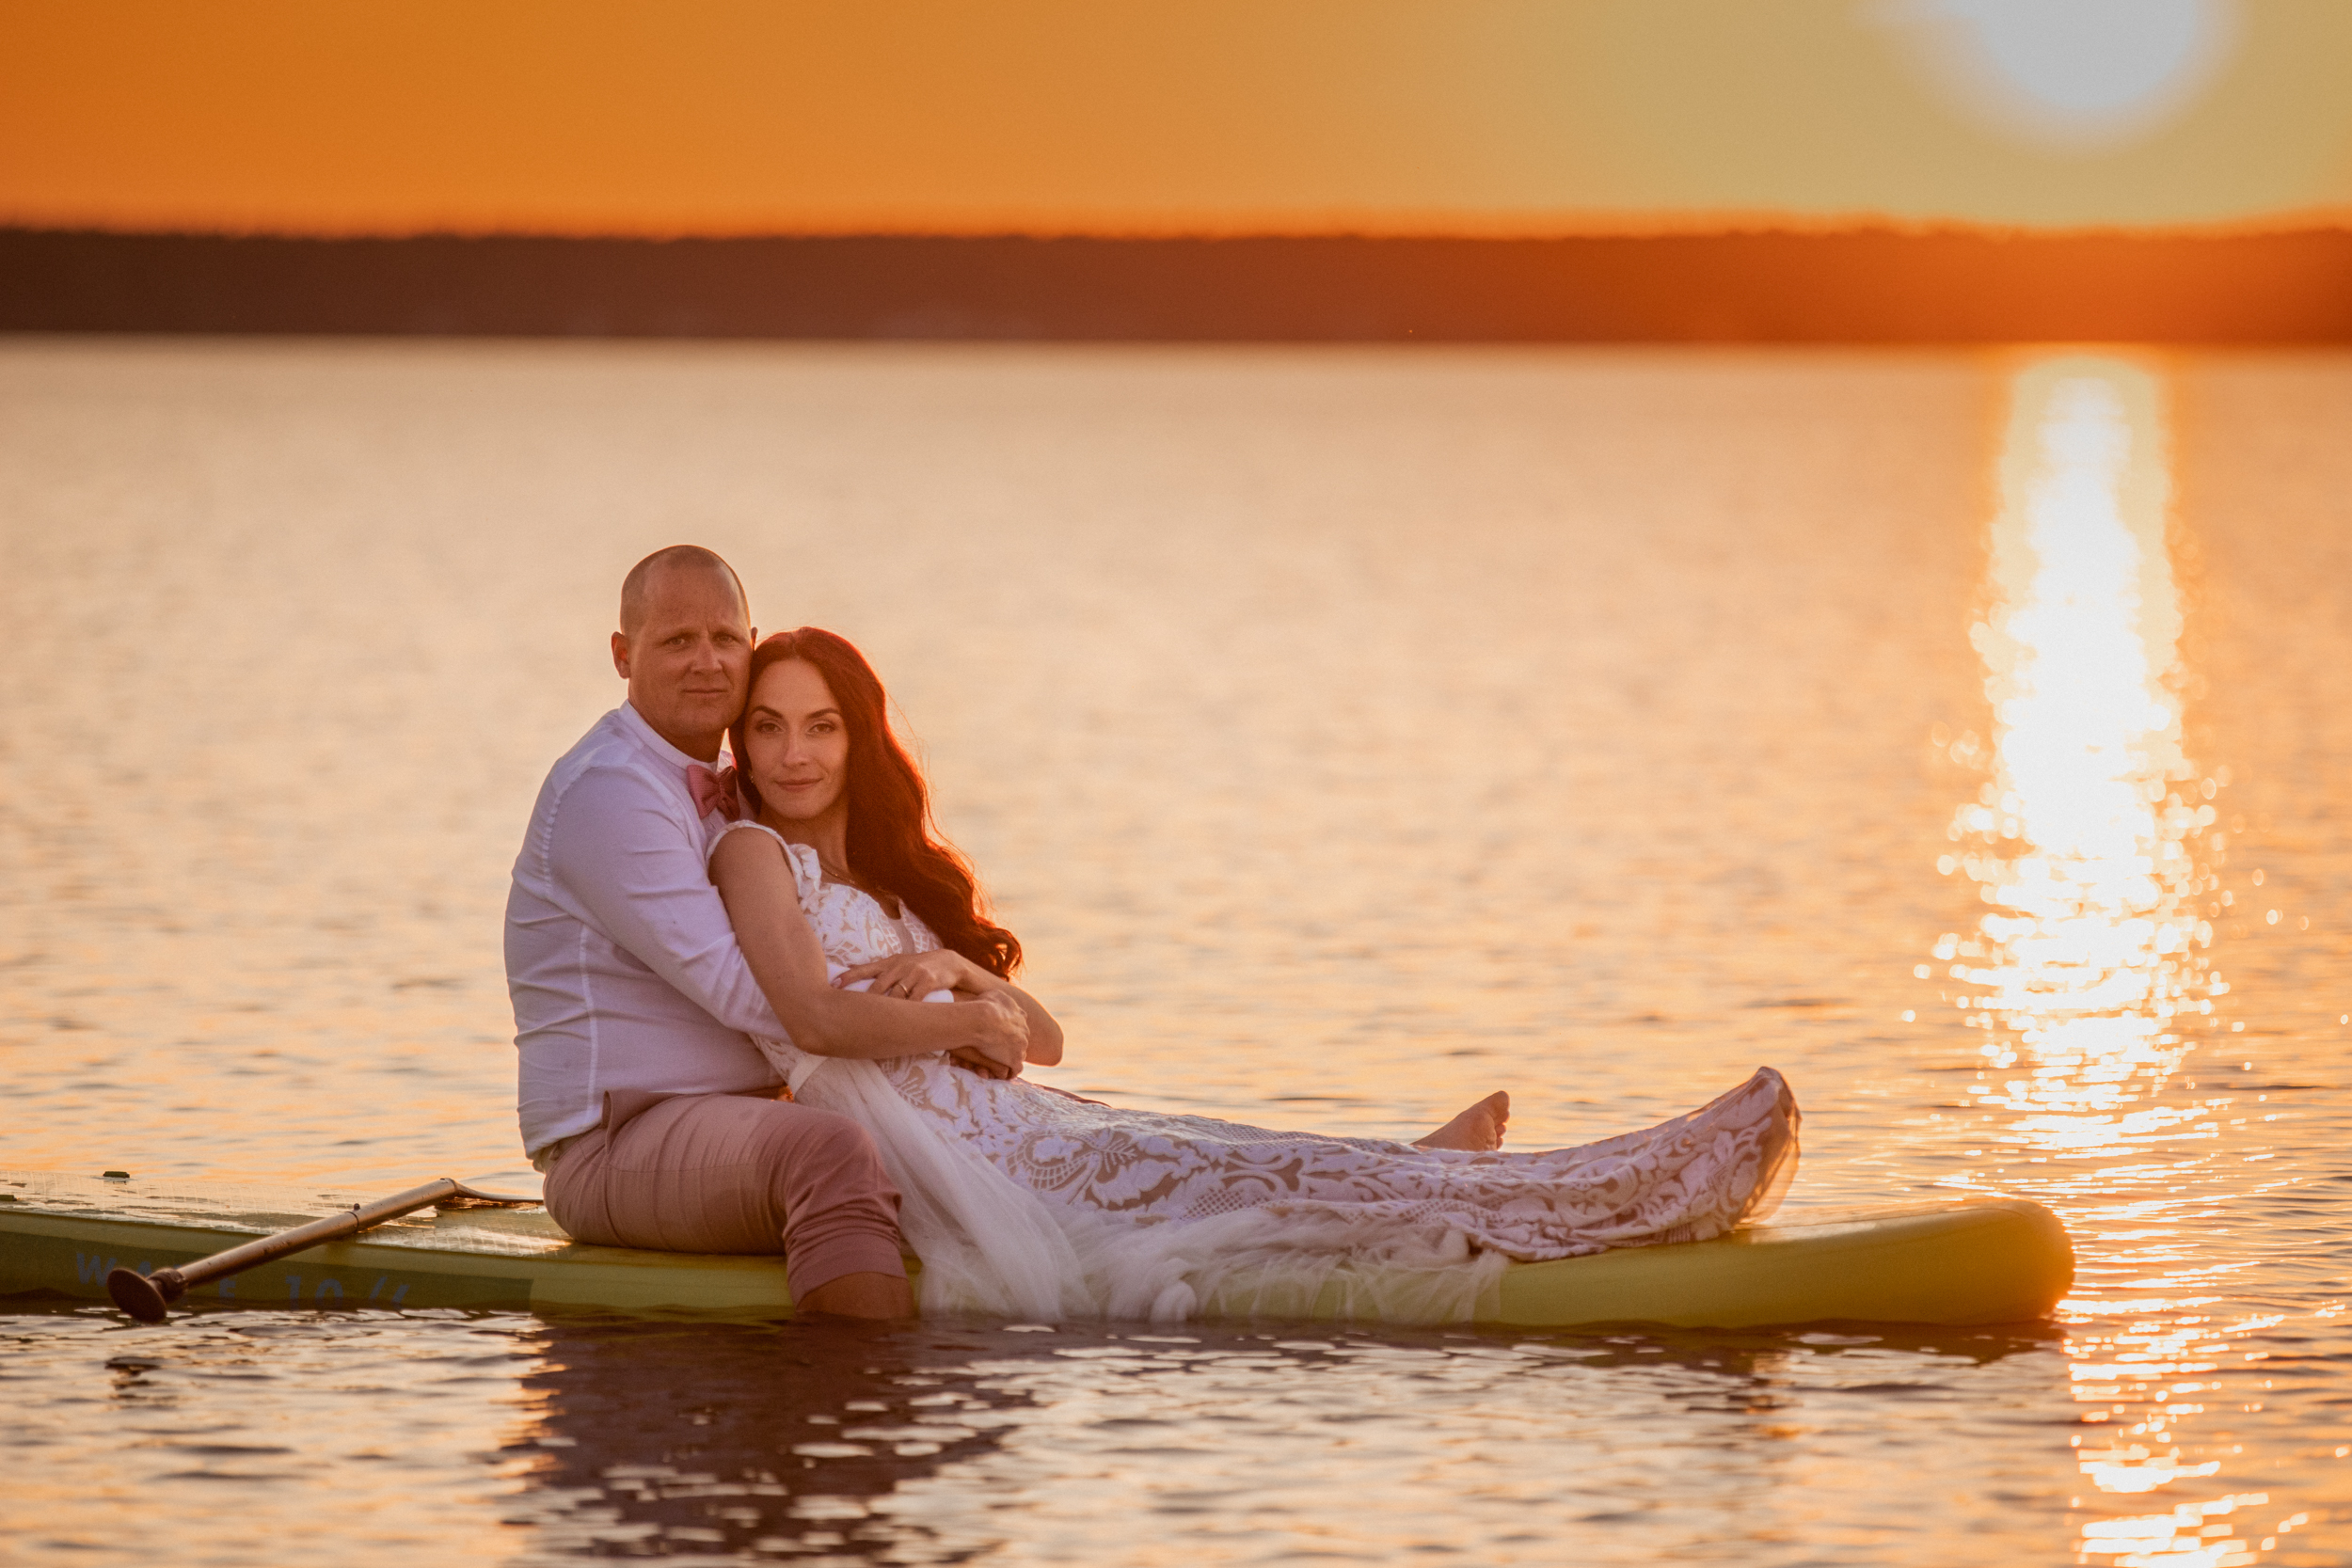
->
xmin=5 ymin=0 xmax=2350 ymax=237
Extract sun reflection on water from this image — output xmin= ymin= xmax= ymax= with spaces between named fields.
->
xmin=1935 ymin=356 xmax=2295 ymax=1565
xmin=1947 ymin=356 xmax=2219 ymax=1136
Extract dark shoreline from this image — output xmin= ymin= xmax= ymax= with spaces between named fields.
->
xmin=6 ymin=227 xmax=2349 ymax=342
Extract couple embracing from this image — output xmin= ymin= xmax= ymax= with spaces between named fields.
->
xmin=505 ymin=546 xmax=1799 ymax=1323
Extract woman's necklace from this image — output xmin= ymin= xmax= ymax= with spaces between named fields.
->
xmin=818 ymin=854 xmax=877 ymax=902
xmin=820 ymin=857 xmax=900 ymax=919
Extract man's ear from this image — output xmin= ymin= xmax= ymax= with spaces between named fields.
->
xmin=611 ymin=630 xmax=631 ymax=679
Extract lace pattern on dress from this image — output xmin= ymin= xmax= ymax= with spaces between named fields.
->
xmin=711 ymin=817 xmax=1801 ymax=1320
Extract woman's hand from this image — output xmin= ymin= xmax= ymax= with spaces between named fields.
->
xmin=835 ymin=950 xmax=986 ymax=999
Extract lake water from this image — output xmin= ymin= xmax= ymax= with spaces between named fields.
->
xmin=2 ymin=339 xmax=2347 ymax=1565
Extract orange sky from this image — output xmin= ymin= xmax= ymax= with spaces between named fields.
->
xmin=5 ymin=1 xmax=2350 ymax=237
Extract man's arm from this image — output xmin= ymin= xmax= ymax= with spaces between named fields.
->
xmin=832 ymin=949 xmax=1065 ymax=1067
xmin=707 ymin=828 xmax=1028 ymax=1069
xmin=548 ymin=768 xmax=1024 ymax=1067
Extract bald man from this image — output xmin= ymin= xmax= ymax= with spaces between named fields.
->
xmin=504 ymin=546 xmax=1029 ymax=1319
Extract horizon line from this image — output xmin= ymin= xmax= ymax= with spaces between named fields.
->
xmin=9 ymin=212 xmax=2352 ymax=245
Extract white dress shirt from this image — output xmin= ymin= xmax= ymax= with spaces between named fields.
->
xmin=505 ymin=703 xmax=786 ymax=1158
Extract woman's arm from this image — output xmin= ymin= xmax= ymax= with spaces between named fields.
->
xmin=708 ymin=829 xmax=1029 ymax=1072
xmin=834 ymin=951 xmax=1065 ymax=1067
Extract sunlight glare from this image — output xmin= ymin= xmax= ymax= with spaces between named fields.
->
xmin=1943 ymin=356 xmax=2274 ymax=1543
xmin=1872 ymin=0 xmax=2238 ymax=150
xmin=1949 ymin=356 xmax=2212 ymax=1136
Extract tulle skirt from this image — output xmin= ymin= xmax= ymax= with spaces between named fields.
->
xmin=794 ymin=1060 xmax=1799 ymax=1324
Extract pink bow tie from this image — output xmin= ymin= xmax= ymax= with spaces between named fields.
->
xmin=686 ymin=764 xmax=739 ymax=821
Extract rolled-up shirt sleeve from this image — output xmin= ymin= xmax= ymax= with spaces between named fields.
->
xmin=546 ymin=765 xmax=788 ymax=1040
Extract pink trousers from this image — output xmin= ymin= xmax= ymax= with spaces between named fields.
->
xmin=542 ymin=1088 xmax=906 ymax=1302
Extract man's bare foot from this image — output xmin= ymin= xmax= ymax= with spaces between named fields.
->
xmin=1413 ymin=1091 xmax=1510 ymax=1152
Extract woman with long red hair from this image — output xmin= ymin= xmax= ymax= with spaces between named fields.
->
xmin=707 ymin=628 xmax=1799 ymax=1322
xmin=730 ymin=626 xmax=1025 ymax=990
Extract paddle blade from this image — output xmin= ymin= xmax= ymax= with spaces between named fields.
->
xmin=106 ymin=1266 xmax=183 ymax=1323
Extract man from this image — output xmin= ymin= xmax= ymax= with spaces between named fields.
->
xmin=504 ymin=545 xmax=1030 ymax=1318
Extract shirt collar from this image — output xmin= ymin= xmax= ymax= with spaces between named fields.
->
xmin=616 ymin=700 xmax=725 ymax=777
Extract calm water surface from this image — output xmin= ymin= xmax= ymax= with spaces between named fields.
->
xmin=1 ymin=341 xmax=2346 ymax=1564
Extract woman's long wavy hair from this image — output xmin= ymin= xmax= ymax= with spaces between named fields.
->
xmin=730 ymin=627 xmax=1022 ymax=978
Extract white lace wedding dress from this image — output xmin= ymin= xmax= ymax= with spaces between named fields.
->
xmin=718 ymin=823 xmax=1801 ymax=1323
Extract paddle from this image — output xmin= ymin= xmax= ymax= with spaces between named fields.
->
xmin=104 ymin=1177 xmax=541 ymax=1323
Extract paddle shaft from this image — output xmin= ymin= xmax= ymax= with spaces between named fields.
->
xmin=107 ymin=1178 xmax=462 ymax=1321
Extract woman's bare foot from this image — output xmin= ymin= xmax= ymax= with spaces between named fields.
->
xmin=1413 ymin=1091 xmax=1510 ymax=1152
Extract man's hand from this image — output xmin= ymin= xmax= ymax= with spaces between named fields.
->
xmin=953 ymin=988 xmax=1029 ymax=1078
xmin=947 ymin=1044 xmax=1019 ymax=1080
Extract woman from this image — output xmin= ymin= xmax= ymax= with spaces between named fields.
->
xmin=709 ymin=628 xmax=1799 ymax=1322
